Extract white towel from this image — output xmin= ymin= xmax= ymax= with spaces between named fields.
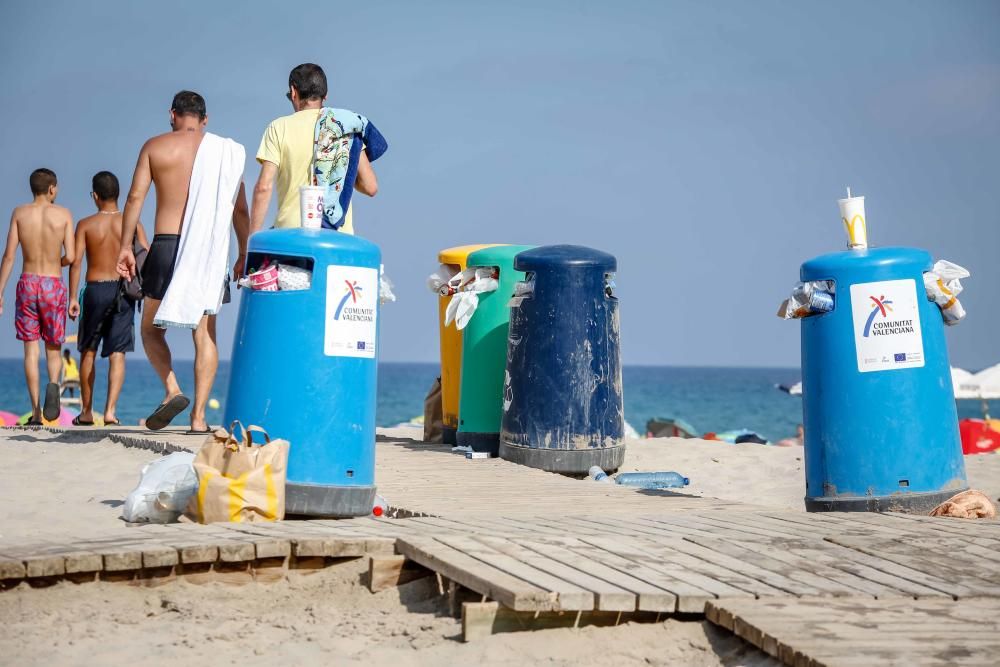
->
xmin=155 ymin=133 xmax=245 ymax=329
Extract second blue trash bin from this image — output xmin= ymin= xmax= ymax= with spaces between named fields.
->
xmin=499 ymin=245 xmax=625 ymax=473
xmin=225 ymin=229 xmax=380 ymax=517
xmin=800 ymin=246 xmax=968 ymax=512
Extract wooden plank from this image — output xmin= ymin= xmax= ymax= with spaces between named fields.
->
xmin=514 ymin=537 xmax=676 ymax=612
xmin=580 ymin=536 xmax=753 ymax=602
xmin=826 ymin=536 xmax=1000 ymax=598
xmin=434 ymin=535 xmax=594 ymax=611
xmin=367 ymin=555 xmax=433 ymax=592
xmin=460 ymin=601 xmax=647 ymax=643
xmin=474 ymin=536 xmax=636 ymax=612
xmin=0 ymin=555 xmax=26 ymax=580
xmin=663 ymin=539 xmax=821 ymax=597
xmin=536 ymin=536 xmax=706 ymax=613
xmin=396 ymin=536 xmax=557 ymax=611
xmin=596 ymin=538 xmax=788 ymax=597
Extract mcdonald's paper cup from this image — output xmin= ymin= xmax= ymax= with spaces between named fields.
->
xmin=838 ymin=195 xmax=867 ymax=249
xmin=299 ymin=186 xmax=325 ymax=229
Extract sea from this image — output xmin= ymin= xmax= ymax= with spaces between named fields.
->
xmin=0 ymin=360 xmax=996 ymax=441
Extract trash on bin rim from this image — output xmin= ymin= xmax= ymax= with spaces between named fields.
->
xmin=924 ymin=259 xmax=969 ymax=326
xmin=778 ymin=280 xmax=835 ymax=320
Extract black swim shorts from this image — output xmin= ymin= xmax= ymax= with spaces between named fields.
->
xmin=141 ymin=234 xmax=179 ymax=301
xmin=78 ymin=280 xmax=135 ymax=357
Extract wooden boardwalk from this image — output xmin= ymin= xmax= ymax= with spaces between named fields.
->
xmin=4 ymin=425 xmax=1000 ymax=662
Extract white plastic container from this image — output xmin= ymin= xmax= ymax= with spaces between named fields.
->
xmin=299 ymin=185 xmax=325 ymax=229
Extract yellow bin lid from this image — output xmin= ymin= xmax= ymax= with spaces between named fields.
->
xmin=438 ymin=244 xmax=504 ymax=266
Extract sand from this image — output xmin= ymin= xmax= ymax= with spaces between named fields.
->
xmin=2 ymin=427 xmax=998 ymax=666
xmin=0 ymin=558 xmax=778 ymax=667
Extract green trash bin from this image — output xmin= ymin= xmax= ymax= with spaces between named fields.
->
xmin=457 ymin=245 xmax=534 ymax=455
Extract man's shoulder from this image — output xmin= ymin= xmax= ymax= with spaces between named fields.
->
xmin=76 ymin=213 xmax=100 ymax=228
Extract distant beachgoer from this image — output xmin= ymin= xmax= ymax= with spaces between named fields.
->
xmin=68 ymin=171 xmax=149 ymax=426
xmin=0 ymin=168 xmax=75 ymax=424
xmin=116 ymin=91 xmax=249 ymax=433
xmin=60 ymin=348 xmax=79 ymax=396
xmin=776 ymin=424 xmax=805 ymax=447
xmin=249 ymin=63 xmax=380 ymax=235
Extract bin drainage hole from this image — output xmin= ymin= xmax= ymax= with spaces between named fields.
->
xmin=898 ymin=479 xmax=909 ymax=487
xmin=346 ymin=470 xmax=354 ymax=478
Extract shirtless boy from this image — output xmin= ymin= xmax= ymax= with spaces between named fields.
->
xmin=0 ymin=168 xmax=75 ymax=423
xmin=68 ymin=171 xmax=149 ymax=426
xmin=117 ymin=90 xmax=249 ymax=432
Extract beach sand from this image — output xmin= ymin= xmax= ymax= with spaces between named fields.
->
xmin=2 ymin=428 xmax=998 ymax=666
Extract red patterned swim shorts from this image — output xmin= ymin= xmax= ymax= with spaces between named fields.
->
xmin=15 ymin=274 xmax=67 ymax=346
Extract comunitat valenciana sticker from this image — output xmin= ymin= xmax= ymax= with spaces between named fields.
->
xmin=850 ymin=279 xmax=924 ymax=373
xmin=324 ymin=265 xmax=378 ymax=358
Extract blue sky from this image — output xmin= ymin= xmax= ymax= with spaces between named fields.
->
xmin=0 ymin=0 xmax=997 ymax=368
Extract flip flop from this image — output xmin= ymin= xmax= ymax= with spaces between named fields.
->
xmin=145 ymin=394 xmax=191 ymax=431
xmin=72 ymin=415 xmax=95 ymax=426
xmin=184 ymin=427 xmax=214 ymax=435
xmin=43 ymin=382 xmax=60 ymax=421
xmin=25 ymin=417 xmax=43 ymax=426
xmin=104 ymin=419 xmax=121 ymax=426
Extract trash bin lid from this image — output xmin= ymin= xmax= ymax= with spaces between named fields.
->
xmin=438 ymin=244 xmax=503 ymax=265
xmin=514 ymin=244 xmax=617 ymax=273
xmin=467 ymin=244 xmax=534 ymax=267
xmin=249 ymin=227 xmax=380 ymax=262
xmin=801 ymin=246 xmax=931 ymax=281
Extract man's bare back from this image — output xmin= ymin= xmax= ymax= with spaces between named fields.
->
xmin=11 ymin=202 xmax=73 ymax=277
xmin=135 ymin=130 xmax=205 ymax=236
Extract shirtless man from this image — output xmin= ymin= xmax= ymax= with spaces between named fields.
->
xmin=68 ymin=171 xmax=149 ymax=426
xmin=116 ymin=91 xmax=249 ymax=432
xmin=0 ymin=168 xmax=75 ymax=423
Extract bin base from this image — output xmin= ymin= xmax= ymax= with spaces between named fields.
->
xmin=500 ymin=441 xmax=625 ymax=475
xmin=286 ymin=482 xmax=376 ymax=518
xmin=805 ymin=487 xmax=968 ymax=514
xmin=442 ymin=426 xmax=457 ymax=446
xmin=457 ymin=431 xmax=499 ymax=455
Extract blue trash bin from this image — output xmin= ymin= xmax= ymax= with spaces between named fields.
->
xmin=224 ymin=229 xmax=380 ymax=517
xmin=799 ymin=246 xmax=968 ymax=512
xmin=499 ymin=245 xmax=625 ymax=473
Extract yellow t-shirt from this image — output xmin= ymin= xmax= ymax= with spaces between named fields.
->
xmin=63 ymin=357 xmax=79 ymax=381
xmin=256 ymin=108 xmax=354 ymax=234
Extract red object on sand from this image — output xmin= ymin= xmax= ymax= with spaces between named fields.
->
xmin=959 ymin=419 xmax=1000 ymax=455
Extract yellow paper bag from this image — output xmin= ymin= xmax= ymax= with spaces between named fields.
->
xmin=187 ymin=422 xmax=289 ymax=523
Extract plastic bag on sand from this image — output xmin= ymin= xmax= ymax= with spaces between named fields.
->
xmin=929 ymin=489 xmax=996 ymax=519
xmin=122 ymin=452 xmax=198 ymax=523
xmin=924 ymin=260 xmax=969 ymax=325
xmin=427 ymin=264 xmax=458 ymax=295
xmin=277 ymin=264 xmax=312 ymax=291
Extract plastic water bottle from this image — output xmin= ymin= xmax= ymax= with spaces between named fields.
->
xmin=614 ymin=471 xmax=689 ymax=489
xmin=588 ymin=466 xmax=613 ymax=483
xmin=372 ymin=494 xmax=388 ymax=517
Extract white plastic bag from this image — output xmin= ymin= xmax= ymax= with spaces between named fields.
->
xmin=924 ymin=260 xmax=969 ymax=325
xmin=122 ymin=452 xmax=198 ymax=523
xmin=277 ymin=264 xmax=312 ymax=291
xmin=427 ymin=264 xmax=458 ymax=295
xmin=442 ymin=267 xmax=498 ymax=329
xmin=380 ymin=274 xmax=396 ymax=304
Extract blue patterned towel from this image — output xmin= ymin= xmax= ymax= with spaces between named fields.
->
xmin=312 ymin=108 xmax=388 ymax=230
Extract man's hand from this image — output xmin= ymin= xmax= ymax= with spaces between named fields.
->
xmin=232 ymin=253 xmax=246 ymax=280
xmin=69 ymin=299 xmax=80 ymax=320
xmin=117 ymin=247 xmax=136 ymax=281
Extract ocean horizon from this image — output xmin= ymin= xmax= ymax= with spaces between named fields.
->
xmin=1 ymin=359 xmax=995 ymax=442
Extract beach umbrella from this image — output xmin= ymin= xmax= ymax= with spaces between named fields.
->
xmin=17 ymin=407 xmax=79 ymax=427
xmin=955 ymin=363 xmax=1000 ymax=400
xmin=0 ymin=410 xmax=20 ymax=426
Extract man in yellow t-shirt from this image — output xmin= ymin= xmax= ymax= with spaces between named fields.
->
xmin=249 ymin=63 xmax=378 ymax=236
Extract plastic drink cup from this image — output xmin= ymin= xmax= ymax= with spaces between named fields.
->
xmin=299 ymin=185 xmax=325 ymax=230
xmin=838 ymin=195 xmax=867 ymax=249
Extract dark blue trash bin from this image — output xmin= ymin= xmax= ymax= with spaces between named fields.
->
xmin=225 ymin=229 xmax=380 ymax=517
xmin=499 ymin=245 xmax=624 ymax=473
